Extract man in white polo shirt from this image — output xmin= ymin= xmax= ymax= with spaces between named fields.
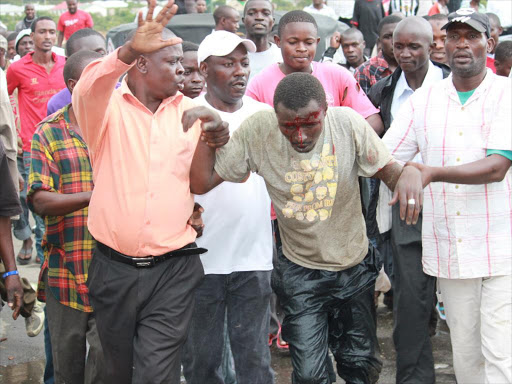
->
xmin=383 ymin=9 xmax=511 ymax=384
xmin=182 ymin=31 xmax=274 ymax=384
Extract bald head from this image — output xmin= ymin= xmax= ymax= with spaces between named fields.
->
xmin=393 ymin=16 xmax=433 ymax=45
xmin=340 ymin=27 xmax=364 ymax=43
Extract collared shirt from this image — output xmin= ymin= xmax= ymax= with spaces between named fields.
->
xmin=354 ymin=51 xmax=393 ymax=95
xmin=6 ymin=51 xmax=66 ymax=152
xmin=378 ymin=62 xmax=443 ymax=233
xmin=73 ymin=49 xmax=202 ymax=257
xmin=28 ymin=105 xmax=94 ymax=311
xmin=383 ymin=70 xmax=512 ymax=279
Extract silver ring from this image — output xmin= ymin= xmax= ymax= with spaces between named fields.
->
xmin=407 ymin=198 xmax=416 ymax=205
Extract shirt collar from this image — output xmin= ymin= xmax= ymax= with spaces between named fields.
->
xmin=25 ymin=50 xmax=58 ymax=64
xmin=120 ymin=76 xmax=184 ymax=113
xmin=395 ymin=61 xmax=443 ymax=98
xmin=446 ymin=68 xmax=495 ymax=106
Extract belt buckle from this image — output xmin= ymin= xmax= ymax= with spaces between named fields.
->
xmin=133 ymin=257 xmax=155 ymax=268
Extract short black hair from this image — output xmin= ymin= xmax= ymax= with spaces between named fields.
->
xmin=31 ymin=16 xmax=55 ymax=33
xmin=7 ymin=32 xmax=18 ymax=43
xmin=213 ymin=5 xmax=237 ymax=25
xmin=64 ymin=50 xmax=102 ymax=85
xmin=428 ymin=13 xmax=448 ymax=22
xmin=495 ymin=41 xmax=512 ymax=62
xmin=182 ymin=41 xmax=199 ymax=53
xmin=377 ymin=14 xmax=403 ymax=36
xmin=278 ymin=10 xmax=317 ymax=38
xmin=65 ymin=28 xmax=105 ymax=57
xmin=243 ymin=0 xmax=273 ymax=17
xmin=274 ymin=73 xmax=326 ymax=112
xmin=486 ymin=12 xmax=501 ymax=28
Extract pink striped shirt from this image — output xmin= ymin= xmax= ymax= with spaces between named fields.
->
xmin=383 ymin=70 xmax=511 ymax=279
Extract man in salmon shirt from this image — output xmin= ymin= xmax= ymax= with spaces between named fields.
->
xmin=72 ymin=1 xmax=228 ymax=382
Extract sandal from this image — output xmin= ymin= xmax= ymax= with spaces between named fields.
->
xmin=276 ymin=326 xmax=289 ymax=350
xmin=16 ymin=247 xmax=33 ymax=265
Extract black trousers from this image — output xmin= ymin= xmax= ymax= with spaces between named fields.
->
xmin=272 ymin=247 xmax=382 ymax=384
xmin=391 ymin=205 xmax=436 ymax=384
xmin=87 ymin=243 xmax=204 ymax=384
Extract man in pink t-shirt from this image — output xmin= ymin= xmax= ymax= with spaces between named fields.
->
xmin=57 ymin=0 xmax=94 ymax=47
xmin=246 ymin=10 xmax=384 ymax=135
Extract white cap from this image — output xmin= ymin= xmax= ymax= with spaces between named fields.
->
xmin=197 ymin=31 xmax=256 ymax=64
xmin=15 ymin=29 xmax=32 ymax=53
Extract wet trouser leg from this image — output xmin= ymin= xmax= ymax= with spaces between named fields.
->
xmin=272 ymin=247 xmax=382 ymax=384
xmin=391 ymin=206 xmax=436 ymax=384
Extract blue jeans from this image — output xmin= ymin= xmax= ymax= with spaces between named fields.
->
xmin=40 ymin=249 xmax=54 ymax=384
xmin=182 ymin=271 xmax=274 ymax=384
xmin=13 ymin=153 xmax=45 ymax=263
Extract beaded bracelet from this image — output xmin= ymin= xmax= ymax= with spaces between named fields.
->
xmin=2 ymin=270 xmax=19 ymax=279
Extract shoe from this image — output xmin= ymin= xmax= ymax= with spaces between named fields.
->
xmin=436 ymin=302 xmax=446 ymax=321
xmin=269 ymin=332 xmax=277 ymax=347
xmin=25 ymin=301 xmax=45 ymax=337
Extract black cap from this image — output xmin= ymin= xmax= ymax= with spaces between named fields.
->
xmin=441 ymin=8 xmax=491 ymax=38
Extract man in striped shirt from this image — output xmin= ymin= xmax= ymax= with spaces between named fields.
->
xmin=383 ymin=9 xmax=511 ymax=384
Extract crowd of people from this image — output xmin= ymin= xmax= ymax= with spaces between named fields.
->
xmin=0 ymin=0 xmax=511 ymax=383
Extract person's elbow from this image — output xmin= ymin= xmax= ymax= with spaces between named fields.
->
xmin=488 ymin=161 xmax=511 ymax=183
xmin=366 ymin=113 xmax=384 ymax=137
xmin=31 ymin=192 xmax=47 ymax=216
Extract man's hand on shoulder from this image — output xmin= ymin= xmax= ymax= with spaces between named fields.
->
xmin=182 ymin=106 xmax=230 ymax=148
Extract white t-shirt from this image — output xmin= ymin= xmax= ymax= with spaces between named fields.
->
xmin=194 ymin=95 xmax=273 ymax=274
xmin=248 ymin=43 xmax=283 ymax=82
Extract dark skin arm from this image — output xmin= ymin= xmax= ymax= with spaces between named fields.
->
xmin=374 ymin=161 xmax=424 ymax=225
xmin=366 ymin=113 xmax=385 ymax=137
xmin=0 ymin=216 xmax=23 ymax=320
xmin=31 ymin=190 xmax=92 ymax=217
xmin=184 ymin=106 xmax=230 ymax=195
xmin=407 ymin=154 xmax=511 ymax=186
xmin=57 ymin=32 xmax=64 ymax=48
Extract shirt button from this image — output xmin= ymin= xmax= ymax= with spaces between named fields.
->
xmin=456 ymin=157 xmax=461 ymax=162
xmin=146 ymin=220 xmax=150 ymax=225
xmin=459 ymin=132 xmax=463 ymax=136
xmin=456 ymin=211 xmax=460 ymax=216
xmin=455 ymin=185 xmax=459 ymax=189
xmin=461 ymin=106 xmax=465 ymax=111
xmin=458 ymin=239 xmax=462 ymax=243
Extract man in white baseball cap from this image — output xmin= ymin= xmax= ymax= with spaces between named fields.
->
xmin=182 ymin=30 xmax=275 ymax=384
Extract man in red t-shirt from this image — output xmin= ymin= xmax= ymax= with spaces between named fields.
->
xmin=6 ymin=16 xmax=65 ymax=266
xmin=57 ymin=0 xmax=94 ymax=47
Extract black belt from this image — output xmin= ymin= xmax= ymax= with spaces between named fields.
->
xmin=97 ymin=242 xmax=208 ymax=268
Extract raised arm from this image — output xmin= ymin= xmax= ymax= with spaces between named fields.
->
xmin=72 ymin=0 xmax=182 ymax=153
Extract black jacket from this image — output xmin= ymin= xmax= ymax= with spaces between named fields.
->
xmin=365 ymin=61 xmax=450 ymax=239
xmin=368 ymin=61 xmax=451 ymax=132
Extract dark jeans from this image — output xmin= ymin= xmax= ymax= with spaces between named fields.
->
xmin=87 ymin=243 xmax=204 ymax=384
xmin=391 ymin=205 xmax=436 ymax=384
xmin=13 ymin=153 xmax=45 ymax=263
xmin=272 ymin=247 xmax=382 ymax=384
xmin=44 ymin=271 xmax=105 ymax=384
xmin=182 ymin=271 xmax=274 ymax=384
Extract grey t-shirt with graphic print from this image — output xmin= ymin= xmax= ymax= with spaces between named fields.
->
xmin=215 ymin=107 xmax=393 ymax=271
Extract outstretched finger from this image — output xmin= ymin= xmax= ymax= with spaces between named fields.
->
xmin=137 ymin=10 xmax=144 ymax=26
xmin=160 ymin=36 xmax=183 ymax=49
xmin=158 ymin=2 xmax=178 ymax=26
xmin=146 ymin=0 xmax=157 ymax=22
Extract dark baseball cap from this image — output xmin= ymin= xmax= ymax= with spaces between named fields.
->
xmin=441 ymin=8 xmax=491 ymax=38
